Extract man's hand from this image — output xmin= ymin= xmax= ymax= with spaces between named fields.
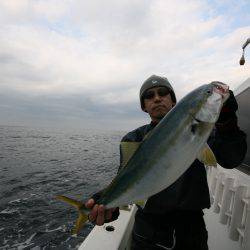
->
xmin=85 ymin=199 xmax=116 ymax=226
xmin=216 ymin=90 xmax=239 ymax=133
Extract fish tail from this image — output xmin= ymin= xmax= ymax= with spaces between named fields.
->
xmin=56 ymin=195 xmax=89 ymax=235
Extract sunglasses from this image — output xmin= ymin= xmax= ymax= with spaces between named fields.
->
xmin=143 ymin=87 xmax=170 ymax=100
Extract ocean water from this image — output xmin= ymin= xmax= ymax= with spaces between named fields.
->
xmin=0 ymin=125 xmax=123 ymax=249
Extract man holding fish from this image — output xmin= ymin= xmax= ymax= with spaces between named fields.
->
xmin=58 ymin=75 xmax=247 ymax=249
xmin=86 ymin=75 xmax=246 ymax=249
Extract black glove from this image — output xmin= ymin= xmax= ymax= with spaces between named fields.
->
xmin=216 ymin=90 xmax=239 ymax=132
xmin=217 ymin=90 xmax=238 ymax=122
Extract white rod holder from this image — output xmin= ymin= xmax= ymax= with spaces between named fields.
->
xmin=242 ymin=200 xmax=250 ymax=250
xmin=213 ymin=172 xmax=225 ymax=213
xmin=229 ymin=185 xmax=247 ymax=241
xmin=219 ymin=177 xmax=235 ymax=224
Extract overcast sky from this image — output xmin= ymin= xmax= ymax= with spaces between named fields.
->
xmin=0 ymin=0 xmax=249 ymax=131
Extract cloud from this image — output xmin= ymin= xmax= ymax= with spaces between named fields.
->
xmin=0 ymin=0 xmax=249 ymax=130
xmin=0 ymin=88 xmax=146 ymax=131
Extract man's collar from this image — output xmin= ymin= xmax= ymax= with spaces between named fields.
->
xmin=150 ymin=120 xmax=159 ymax=127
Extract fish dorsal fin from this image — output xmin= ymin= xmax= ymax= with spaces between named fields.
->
xmin=197 ymin=143 xmax=217 ymax=167
xmin=120 ymin=142 xmax=141 ymax=167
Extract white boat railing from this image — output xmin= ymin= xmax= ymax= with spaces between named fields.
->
xmin=207 ymin=165 xmax=250 ymax=250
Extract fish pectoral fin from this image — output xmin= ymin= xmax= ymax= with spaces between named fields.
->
xmin=135 ymin=199 xmax=147 ymax=208
xmin=197 ymin=143 xmax=217 ymax=167
xmin=56 ymin=195 xmax=88 ymax=235
xmin=72 ymin=211 xmax=89 ymax=235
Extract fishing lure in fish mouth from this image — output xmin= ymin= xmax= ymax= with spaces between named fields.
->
xmin=194 ymin=82 xmax=229 ymax=123
xmin=56 ymin=81 xmax=229 ymax=235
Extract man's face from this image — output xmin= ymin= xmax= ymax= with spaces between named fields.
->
xmin=143 ymin=86 xmax=175 ymax=122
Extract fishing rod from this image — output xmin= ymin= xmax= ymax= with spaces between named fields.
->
xmin=239 ymin=38 xmax=250 ymax=65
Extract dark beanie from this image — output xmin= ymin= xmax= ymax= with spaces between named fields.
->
xmin=140 ymin=75 xmax=176 ymax=110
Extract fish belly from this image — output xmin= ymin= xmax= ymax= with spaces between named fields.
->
xmin=105 ymin=121 xmax=212 ymax=208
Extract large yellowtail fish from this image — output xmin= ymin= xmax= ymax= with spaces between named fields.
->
xmin=56 ymin=81 xmax=229 ymax=234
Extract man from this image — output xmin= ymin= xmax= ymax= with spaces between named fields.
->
xmin=86 ymin=75 xmax=247 ymax=249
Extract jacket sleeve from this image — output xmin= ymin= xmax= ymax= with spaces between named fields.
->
xmin=105 ymin=132 xmax=143 ymax=221
xmin=89 ymin=144 xmax=126 ymax=223
xmin=90 ymin=136 xmax=133 ymax=222
xmin=102 ymin=143 xmax=127 ymax=222
xmin=90 ymin=126 xmax=149 ymax=223
xmin=208 ymin=90 xmax=247 ymax=169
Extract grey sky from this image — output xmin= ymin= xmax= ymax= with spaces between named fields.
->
xmin=0 ymin=0 xmax=249 ymax=131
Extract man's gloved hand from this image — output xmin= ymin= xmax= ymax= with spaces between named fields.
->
xmin=217 ymin=90 xmax=238 ymax=123
xmin=216 ymin=90 xmax=239 ymax=132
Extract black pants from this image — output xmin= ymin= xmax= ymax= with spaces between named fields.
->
xmin=131 ymin=210 xmax=208 ymax=250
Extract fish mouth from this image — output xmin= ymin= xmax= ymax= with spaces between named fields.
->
xmin=212 ymin=82 xmax=230 ymax=102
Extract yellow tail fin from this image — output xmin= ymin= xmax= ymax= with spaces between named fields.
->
xmin=73 ymin=211 xmax=89 ymax=235
xmin=56 ymin=195 xmax=89 ymax=235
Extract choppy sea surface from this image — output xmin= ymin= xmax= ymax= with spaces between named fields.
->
xmin=0 ymin=125 xmax=123 ymax=249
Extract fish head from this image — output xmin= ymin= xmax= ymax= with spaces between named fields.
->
xmin=194 ymin=82 xmax=229 ymax=123
xmin=211 ymin=81 xmax=230 ymax=102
